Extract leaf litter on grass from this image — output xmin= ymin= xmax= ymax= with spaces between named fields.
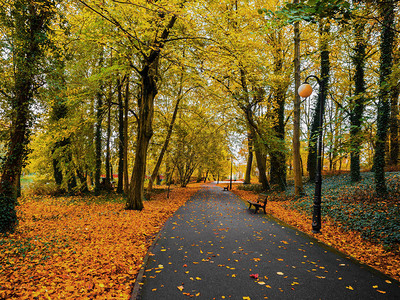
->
xmin=0 ymin=185 xmax=201 ymax=299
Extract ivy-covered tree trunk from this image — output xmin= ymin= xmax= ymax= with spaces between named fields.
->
xmin=389 ymin=47 xmax=399 ymax=167
xmin=307 ymin=21 xmax=330 ymax=182
xmin=269 ymin=33 xmax=287 ymax=191
xmin=373 ymin=0 xmax=395 ymax=196
xmin=0 ymin=0 xmax=54 ymax=233
xmin=350 ymin=16 xmax=366 ymax=182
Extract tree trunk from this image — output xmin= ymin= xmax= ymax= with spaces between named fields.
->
xmin=117 ymin=76 xmax=125 ymax=193
xmin=94 ymin=53 xmax=104 ymax=196
xmin=254 ymin=142 xmax=269 ymax=191
xmin=244 ymin=130 xmax=253 ymax=184
xmin=105 ymin=98 xmax=112 ymax=190
xmin=148 ymin=71 xmax=183 ymax=196
xmin=126 ymin=14 xmax=177 ymax=210
xmin=0 ymin=0 xmax=54 ymax=233
xmin=123 ymin=77 xmax=130 ymax=194
xmin=293 ymin=10 xmax=304 ymax=196
xmin=350 ymin=14 xmax=366 ymax=182
xmin=307 ymin=21 xmax=330 ymax=182
xmin=126 ymin=64 xmax=158 ymax=210
xmin=374 ymin=0 xmax=395 ymax=196
xmin=389 ymin=88 xmax=399 ymax=166
xmin=389 ymin=45 xmax=399 ymax=166
xmin=269 ymin=32 xmax=287 ymax=191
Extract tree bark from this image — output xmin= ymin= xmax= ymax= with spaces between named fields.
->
xmin=389 ymin=44 xmax=399 ymax=167
xmin=117 ymin=76 xmax=125 ymax=193
xmin=350 ymin=12 xmax=366 ymax=182
xmin=94 ymin=52 xmax=104 ymax=196
xmin=293 ymin=9 xmax=304 ymax=196
xmin=105 ymin=96 xmax=112 ymax=190
xmin=269 ymin=31 xmax=287 ymax=191
xmin=374 ymin=0 xmax=395 ymax=196
xmin=244 ymin=130 xmax=253 ymax=184
xmin=307 ymin=20 xmax=330 ymax=182
xmin=0 ymin=0 xmax=53 ymax=233
xmin=126 ymin=14 xmax=177 ymax=210
xmin=123 ymin=77 xmax=130 ymax=194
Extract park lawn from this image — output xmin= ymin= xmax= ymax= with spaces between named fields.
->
xmin=233 ymin=172 xmax=400 ymax=282
xmin=0 ymin=184 xmax=201 ymax=300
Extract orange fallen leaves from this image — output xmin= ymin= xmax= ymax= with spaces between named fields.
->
xmin=233 ymin=189 xmax=400 ymax=282
xmin=0 ymin=185 xmax=200 ymax=299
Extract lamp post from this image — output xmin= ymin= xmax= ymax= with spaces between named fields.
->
xmin=230 ymin=156 xmax=233 ymax=190
xmin=298 ymin=75 xmax=324 ymax=233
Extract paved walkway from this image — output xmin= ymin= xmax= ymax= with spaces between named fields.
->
xmin=136 ymin=184 xmax=400 ymax=299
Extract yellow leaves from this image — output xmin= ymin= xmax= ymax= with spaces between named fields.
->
xmin=177 ymin=285 xmax=184 ymax=291
xmin=346 ymin=286 xmax=354 ymax=291
xmin=0 ymin=185 xmax=200 ymax=299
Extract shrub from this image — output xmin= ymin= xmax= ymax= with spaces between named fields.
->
xmin=24 ymin=180 xmax=61 ymax=196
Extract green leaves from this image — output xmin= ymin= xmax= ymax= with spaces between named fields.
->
xmin=263 ymin=0 xmax=353 ymax=25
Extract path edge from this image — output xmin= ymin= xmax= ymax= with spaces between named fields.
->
xmin=129 ymin=230 xmax=162 ymax=300
xmin=130 ymin=186 xmax=203 ymax=299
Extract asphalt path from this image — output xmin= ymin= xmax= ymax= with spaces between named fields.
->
xmin=136 ymin=183 xmax=400 ymax=299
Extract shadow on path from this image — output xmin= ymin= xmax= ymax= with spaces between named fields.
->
xmin=136 ymin=184 xmax=400 ymax=299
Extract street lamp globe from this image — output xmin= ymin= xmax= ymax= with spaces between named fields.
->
xmin=298 ymin=83 xmax=313 ymax=98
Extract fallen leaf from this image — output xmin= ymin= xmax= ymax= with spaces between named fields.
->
xmin=177 ymin=285 xmax=184 ymax=291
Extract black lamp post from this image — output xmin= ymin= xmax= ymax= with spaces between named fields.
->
xmin=230 ymin=156 xmax=233 ymax=190
xmin=298 ymin=75 xmax=324 ymax=233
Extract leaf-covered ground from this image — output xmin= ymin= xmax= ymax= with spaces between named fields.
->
xmin=0 ymin=184 xmax=200 ymax=299
xmin=233 ymin=172 xmax=400 ymax=282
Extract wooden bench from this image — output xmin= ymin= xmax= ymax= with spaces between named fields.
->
xmin=223 ymin=185 xmax=229 ymax=191
xmin=247 ymin=194 xmax=268 ymax=214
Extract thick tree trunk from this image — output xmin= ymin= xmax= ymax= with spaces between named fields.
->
xmin=269 ymin=35 xmax=287 ymax=191
xmin=374 ymin=0 xmax=395 ymax=196
xmin=254 ymin=142 xmax=269 ymax=191
xmin=126 ymin=64 xmax=158 ymax=210
xmin=0 ymin=1 xmax=54 ymax=233
xmin=126 ymin=15 xmax=177 ymax=210
xmin=350 ymin=15 xmax=366 ymax=182
xmin=307 ymin=21 xmax=330 ymax=182
xmin=293 ymin=12 xmax=304 ymax=196
xmin=244 ymin=130 xmax=253 ymax=184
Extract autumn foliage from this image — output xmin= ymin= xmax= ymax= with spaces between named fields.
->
xmin=0 ymin=185 xmax=200 ymax=299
